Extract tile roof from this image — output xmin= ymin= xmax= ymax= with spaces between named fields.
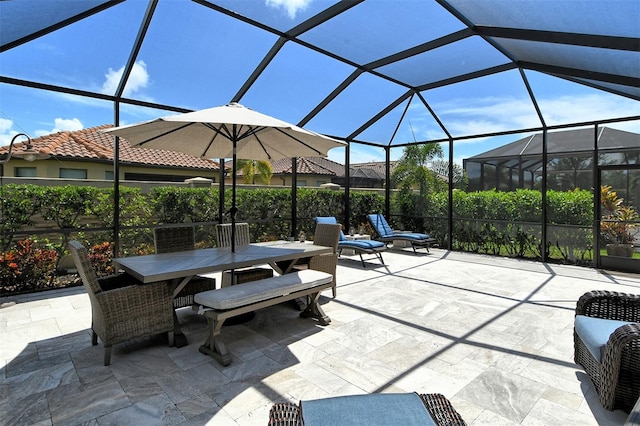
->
xmin=270 ymin=157 xmax=345 ymax=176
xmin=0 ymin=125 xmax=220 ymax=171
xmin=351 ymin=161 xmax=399 ymax=175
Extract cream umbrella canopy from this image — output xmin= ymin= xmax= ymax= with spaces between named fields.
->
xmin=104 ymin=102 xmax=346 ymax=251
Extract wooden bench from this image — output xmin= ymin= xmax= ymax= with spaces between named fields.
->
xmin=194 ymin=269 xmax=333 ymax=366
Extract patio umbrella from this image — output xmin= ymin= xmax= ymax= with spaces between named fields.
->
xmin=104 ymin=102 xmax=346 ymax=251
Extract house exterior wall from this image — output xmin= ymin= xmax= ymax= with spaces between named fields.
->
xmin=2 ymin=158 xmax=218 ymax=182
xmin=267 ymin=174 xmax=334 ymax=187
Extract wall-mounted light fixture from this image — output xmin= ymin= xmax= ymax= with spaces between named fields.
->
xmin=1 ymin=133 xmax=50 ymax=164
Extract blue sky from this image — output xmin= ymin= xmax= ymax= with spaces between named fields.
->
xmin=1 ymin=0 xmax=638 ymax=167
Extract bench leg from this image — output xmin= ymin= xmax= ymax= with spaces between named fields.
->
xmin=299 ymin=292 xmax=331 ymax=326
xmin=199 ymin=312 xmax=233 ymax=366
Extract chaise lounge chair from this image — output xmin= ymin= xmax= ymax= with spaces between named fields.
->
xmin=316 ymin=217 xmax=386 ymax=267
xmin=367 ymin=213 xmax=436 ymax=254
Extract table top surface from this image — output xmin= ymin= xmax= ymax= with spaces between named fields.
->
xmin=113 ymin=241 xmax=332 ymax=283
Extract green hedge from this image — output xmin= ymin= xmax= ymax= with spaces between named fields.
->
xmin=1 ymin=184 xmax=596 ymax=295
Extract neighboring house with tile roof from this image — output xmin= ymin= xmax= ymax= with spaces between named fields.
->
xmin=269 ymin=157 xmax=391 ymax=188
xmin=270 ymin=157 xmax=344 ymax=187
xmin=0 ymin=125 xmax=221 ymax=183
xmin=350 ymin=161 xmax=399 ymax=177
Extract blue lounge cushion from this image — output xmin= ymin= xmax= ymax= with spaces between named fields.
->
xmin=338 ymin=240 xmax=385 ymax=251
xmin=300 ymin=393 xmax=436 ymax=426
xmin=368 ymin=213 xmax=395 ymax=238
xmin=367 ymin=214 xmax=431 ymax=240
xmin=574 ymin=315 xmax=634 ymax=362
xmin=394 ymin=232 xmax=431 ymax=241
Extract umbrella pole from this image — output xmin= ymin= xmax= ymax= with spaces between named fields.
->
xmin=230 ymin=140 xmax=237 ymax=252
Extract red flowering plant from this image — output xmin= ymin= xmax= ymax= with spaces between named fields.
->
xmin=88 ymin=241 xmax=115 ymax=277
xmin=0 ymin=238 xmax=58 ymax=295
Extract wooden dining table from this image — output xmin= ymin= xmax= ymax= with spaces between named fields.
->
xmin=113 ymin=241 xmax=332 ymax=346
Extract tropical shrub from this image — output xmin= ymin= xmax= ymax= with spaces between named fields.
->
xmin=0 ymin=238 xmax=58 ymax=295
xmin=0 ymin=183 xmax=605 ymax=295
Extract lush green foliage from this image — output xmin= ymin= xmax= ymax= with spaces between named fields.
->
xmin=391 ymin=143 xmax=444 ymax=196
xmin=1 ymin=184 xmax=605 ymax=295
xmin=236 ymin=159 xmax=273 ymax=185
xmin=0 ymin=184 xmax=42 ymax=252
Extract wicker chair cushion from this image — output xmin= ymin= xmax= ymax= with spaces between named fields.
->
xmin=194 ymin=269 xmax=332 ymax=310
xmin=300 ymin=393 xmax=435 ymax=426
xmin=575 ymin=315 xmax=635 ymax=362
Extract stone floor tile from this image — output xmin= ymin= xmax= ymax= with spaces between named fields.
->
xmin=0 ymin=249 xmax=638 ymax=425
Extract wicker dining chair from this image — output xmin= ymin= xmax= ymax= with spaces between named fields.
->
xmin=293 ymin=222 xmax=341 ymax=298
xmin=215 ymin=222 xmax=273 ymax=286
xmin=574 ymin=290 xmax=640 ymax=412
xmin=268 ymin=393 xmax=466 ymax=425
xmin=68 ymin=240 xmax=175 ymax=366
xmin=153 ymin=225 xmax=217 ymax=309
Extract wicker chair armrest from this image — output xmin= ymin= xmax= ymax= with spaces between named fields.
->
xmin=419 ymin=393 xmax=467 ymax=425
xmin=603 ymin=322 xmax=640 ymax=363
xmin=576 ymin=290 xmax=640 ymax=322
xmin=95 ymin=280 xmax=173 ymax=316
xmin=600 ymin=323 xmax=640 ymax=409
xmin=268 ymin=402 xmax=300 ymax=426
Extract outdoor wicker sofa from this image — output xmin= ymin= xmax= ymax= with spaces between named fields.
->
xmin=268 ymin=393 xmax=466 ymax=425
xmin=574 ymin=290 xmax=640 ymax=412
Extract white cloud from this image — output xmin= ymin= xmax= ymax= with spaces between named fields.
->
xmin=431 ymin=92 xmax=639 ymax=140
xmin=0 ymin=119 xmax=38 ymax=147
xmin=34 ymin=118 xmax=84 ymax=137
xmin=265 ymin=0 xmax=311 ymax=19
xmin=101 ymin=60 xmax=149 ymax=97
xmin=52 ymin=118 xmax=84 ymax=133
xmin=0 ymin=118 xmax=13 ymax=134
xmin=328 ymin=92 xmax=640 ymax=164
xmin=0 ymin=118 xmax=17 ymax=147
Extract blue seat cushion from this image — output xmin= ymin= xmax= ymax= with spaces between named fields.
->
xmin=338 ymin=240 xmax=385 ymax=251
xmin=368 ymin=213 xmax=394 ymax=238
xmin=574 ymin=315 xmax=634 ymax=362
xmin=316 ymin=216 xmax=346 ymax=241
xmin=393 ymin=232 xmax=431 ymax=241
xmin=367 ymin=214 xmax=431 ymax=240
xmin=300 ymin=393 xmax=435 ymax=426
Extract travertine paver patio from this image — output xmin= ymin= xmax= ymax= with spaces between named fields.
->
xmin=1 ymin=248 xmax=638 ymax=425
